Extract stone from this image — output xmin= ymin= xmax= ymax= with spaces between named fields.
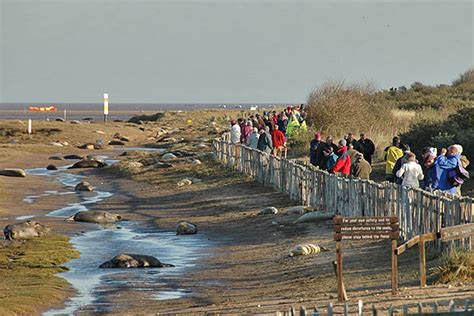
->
xmin=177 ymin=179 xmax=193 ymax=186
xmin=75 ymin=181 xmax=94 ymax=192
xmin=259 ymin=207 xmax=278 ymax=215
xmin=161 ymin=153 xmax=177 ymax=161
xmin=176 ymin=222 xmax=198 ymax=235
xmin=0 ymin=169 xmax=26 ymax=177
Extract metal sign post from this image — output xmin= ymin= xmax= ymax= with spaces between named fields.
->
xmin=103 ymin=93 xmax=109 ymax=123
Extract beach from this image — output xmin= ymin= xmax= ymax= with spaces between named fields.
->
xmin=0 ymin=109 xmax=472 ymax=315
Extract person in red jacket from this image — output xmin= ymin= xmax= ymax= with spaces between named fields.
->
xmin=271 ymin=125 xmax=286 ymax=157
xmin=331 ymin=139 xmax=351 ymax=176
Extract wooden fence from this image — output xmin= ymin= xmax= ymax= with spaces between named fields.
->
xmin=213 ymin=140 xmax=473 ymax=243
xmin=276 ymin=298 xmax=471 ymax=315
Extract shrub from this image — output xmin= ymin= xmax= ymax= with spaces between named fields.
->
xmin=305 ymin=80 xmax=392 ymax=137
xmin=401 ymin=107 xmax=474 ymax=165
xmin=432 ymin=248 xmax=473 ymax=284
xmin=453 ymin=68 xmax=474 ymax=86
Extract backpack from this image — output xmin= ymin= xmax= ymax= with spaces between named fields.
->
xmin=448 ymin=164 xmax=470 ymax=187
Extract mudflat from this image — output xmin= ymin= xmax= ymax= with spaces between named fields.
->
xmin=0 ymin=109 xmax=472 ymax=315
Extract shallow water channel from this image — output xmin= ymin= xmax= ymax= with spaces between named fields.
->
xmin=21 ymin=162 xmax=210 ymax=315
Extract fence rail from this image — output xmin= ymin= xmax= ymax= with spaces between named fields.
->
xmin=213 ymin=140 xmax=473 ymax=243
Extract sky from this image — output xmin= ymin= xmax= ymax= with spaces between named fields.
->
xmin=0 ymin=0 xmax=472 ymax=104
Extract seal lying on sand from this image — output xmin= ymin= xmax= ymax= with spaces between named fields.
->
xmin=289 ymin=244 xmax=329 ymax=257
xmin=0 ymin=169 xmax=26 ymax=177
xmin=99 ymin=254 xmax=174 ymax=268
xmin=4 ymin=220 xmax=51 ymax=240
xmin=68 ymin=160 xmax=107 ymax=169
xmin=66 ymin=211 xmax=122 ymax=223
xmin=75 ymin=181 xmax=94 ymax=192
xmin=176 ymin=222 xmax=198 ymax=235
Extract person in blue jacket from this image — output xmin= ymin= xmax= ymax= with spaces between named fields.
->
xmin=433 ymin=145 xmax=462 ymax=194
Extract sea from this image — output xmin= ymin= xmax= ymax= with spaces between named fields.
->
xmin=0 ymin=103 xmax=282 ymax=121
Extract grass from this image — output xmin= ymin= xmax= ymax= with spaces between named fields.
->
xmin=432 ymin=248 xmax=473 ymax=284
xmin=0 ymin=235 xmax=80 ymax=315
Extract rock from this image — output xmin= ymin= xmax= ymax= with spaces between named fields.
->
xmin=49 ymin=156 xmax=64 ymax=161
xmin=99 ymin=254 xmax=174 ymax=269
xmin=294 ymin=212 xmax=335 ymax=224
xmin=108 ymin=140 xmax=125 ymax=146
xmin=0 ymin=169 xmax=26 ymax=177
xmin=66 ymin=210 xmax=122 ymax=223
xmin=161 ymin=153 xmax=177 ymax=161
xmin=177 ymin=179 xmax=193 ymax=186
xmin=70 ymin=120 xmax=81 ymax=124
xmin=259 ymin=207 xmax=278 ymax=215
xmin=4 ymin=220 xmax=51 ymax=240
xmin=75 ymin=181 xmax=94 ymax=192
xmin=128 ymin=112 xmax=165 ymax=124
xmin=51 ymin=141 xmax=63 ymax=147
xmin=191 ymin=159 xmax=202 ymax=165
xmin=46 ymin=165 xmax=58 ymax=170
xmin=287 ymin=206 xmax=308 ymax=215
xmin=63 ymin=154 xmax=83 ymax=160
xmin=289 ymin=244 xmax=329 ymax=257
xmin=69 ymin=160 xmax=107 ymax=169
xmin=55 ymin=118 xmax=65 ymax=122
xmin=176 ymin=222 xmax=198 ymax=235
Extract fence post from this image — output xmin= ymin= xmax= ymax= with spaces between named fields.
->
xmin=299 ymin=305 xmax=306 ymax=316
xmin=327 ymin=303 xmax=333 ymax=316
xmin=358 ymin=300 xmax=363 ymax=316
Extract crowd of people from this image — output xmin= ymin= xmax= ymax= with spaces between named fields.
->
xmin=229 ymin=105 xmax=308 ymax=156
xmin=383 ymin=137 xmax=470 ymax=195
xmin=227 ymin=106 xmax=469 ymax=197
xmin=309 ymin=132 xmax=375 ymax=180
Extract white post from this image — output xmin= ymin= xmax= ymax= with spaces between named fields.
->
xmin=27 ymin=119 xmax=32 ymax=134
xmin=103 ymin=93 xmax=109 ymax=123
xmin=63 ymin=109 xmax=67 ymax=121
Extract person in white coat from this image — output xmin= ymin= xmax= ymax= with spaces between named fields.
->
xmin=396 ymin=152 xmax=424 ymax=188
xmin=230 ymin=119 xmax=241 ymax=144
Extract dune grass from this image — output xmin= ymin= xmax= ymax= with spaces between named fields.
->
xmin=0 ymin=235 xmax=80 ymax=315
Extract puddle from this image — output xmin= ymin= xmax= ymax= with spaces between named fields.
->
xmin=21 ymin=161 xmax=210 ymax=314
xmin=15 ymin=215 xmax=35 ymax=220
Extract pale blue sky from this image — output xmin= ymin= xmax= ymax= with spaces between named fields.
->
xmin=0 ymin=0 xmax=472 ymax=103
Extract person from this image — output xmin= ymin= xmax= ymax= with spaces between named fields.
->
xmin=257 ymin=127 xmax=273 ymax=154
xmin=309 ymin=132 xmax=322 ymax=166
xmin=396 ymin=152 xmax=424 ymax=188
xmin=351 ymin=152 xmax=372 ymax=180
xmin=324 ymin=147 xmax=338 ymax=171
xmin=331 ymin=139 xmax=351 ymax=176
xmin=271 ymin=125 xmax=285 ymax=156
xmin=383 ymin=137 xmax=404 ymax=182
xmin=421 ymin=147 xmax=438 ymax=190
xmin=433 ymin=144 xmax=463 ymax=195
xmin=230 ymin=119 xmax=241 ymax=144
xmin=246 ymin=127 xmax=259 ymax=149
xmin=318 ymin=136 xmax=338 ymax=170
xmin=346 ymin=133 xmax=364 ymax=154
xmin=347 ymin=144 xmax=359 ymax=166
xmin=359 ymin=133 xmax=375 ymax=165
xmin=393 ymin=150 xmax=411 ymax=185
xmin=241 ymin=120 xmax=252 ymax=144
xmin=277 ymin=112 xmax=288 ymax=135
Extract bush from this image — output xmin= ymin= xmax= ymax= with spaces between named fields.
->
xmin=432 ymin=249 xmax=473 ymax=284
xmin=401 ymin=107 xmax=474 ymax=166
xmin=453 ymin=68 xmax=474 ymax=86
xmin=305 ymin=80 xmax=392 ymax=137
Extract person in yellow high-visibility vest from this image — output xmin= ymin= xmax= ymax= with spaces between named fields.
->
xmin=286 ymin=114 xmax=300 ymax=138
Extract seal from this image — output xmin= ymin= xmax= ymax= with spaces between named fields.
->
xmin=4 ymin=220 xmax=51 ymax=240
xmin=75 ymin=181 xmax=94 ymax=192
xmin=289 ymin=244 xmax=329 ymax=257
xmin=66 ymin=211 xmax=122 ymax=223
xmin=68 ymin=160 xmax=107 ymax=169
xmin=176 ymin=222 xmax=198 ymax=235
xmin=99 ymin=254 xmax=174 ymax=268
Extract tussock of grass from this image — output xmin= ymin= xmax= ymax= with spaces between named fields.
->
xmin=432 ymin=249 xmax=473 ymax=284
xmin=0 ymin=235 xmax=80 ymax=315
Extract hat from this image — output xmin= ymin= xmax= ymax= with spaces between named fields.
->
xmin=339 ymin=139 xmax=347 ymax=147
